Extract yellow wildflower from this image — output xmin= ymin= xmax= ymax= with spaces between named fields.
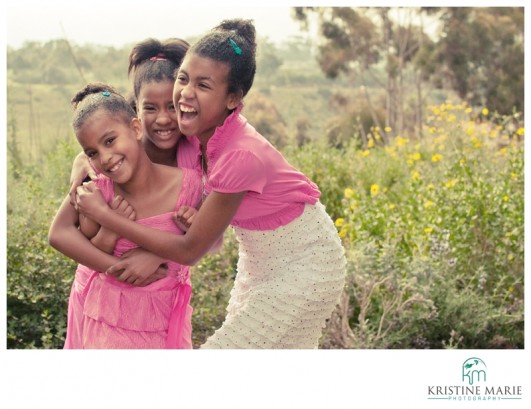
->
xmin=445 ymin=179 xmax=458 ymax=188
xmin=395 ymin=136 xmax=408 ymax=146
xmin=388 ymin=204 xmax=396 ymax=210
xmin=335 ymin=218 xmax=345 ymax=227
xmin=411 ymin=171 xmax=421 ymax=181
xmin=447 ymin=114 xmax=456 ymax=122
xmin=465 ymin=107 xmax=472 ymax=114
xmin=424 ymin=200 xmax=435 ymax=209
xmin=413 ymin=152 xmax=421 ymax=161
xmin=339 ymin=228 xmax=348 ymax=239
xmin=424 ymin=227 xmax=433 ymax=234
xmin=517 ymin=127 xmax=524 ymax=136
xmin=496 ymin=148 xmax=508 ymax=156
xmin=362 ymin=150 xmax=370 ymax=157
xmin=503 ymin=195 xmax=509 ymax=202
xmin=481 ymin=108 xmax=489 ymax=116
xmin=344 ymin=188 xmax=354 ymax=199
xmin=367 ymin=139 xmax=375 ymax=148
xmin=431 ymin=154 xmax=443 ymax=163
xmin=384 ymin=126 xmax=392 ymax=133
xmin=370 ymin=184 xmax=380 ymax=196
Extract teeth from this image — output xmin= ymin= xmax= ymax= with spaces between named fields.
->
xmin=108 ymin=159 xmax=123 ymax=172
xmin=180 ymin=105 xmax=197 ymax=113
xmin=156 ymin=130 xmax=173 ymax=136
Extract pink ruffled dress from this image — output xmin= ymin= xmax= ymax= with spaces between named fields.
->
xmin=64 ymin=167 xmax=202 ymax=349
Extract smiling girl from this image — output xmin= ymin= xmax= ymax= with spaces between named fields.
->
xmin=49 ymin=83 xmax=201 ymax=348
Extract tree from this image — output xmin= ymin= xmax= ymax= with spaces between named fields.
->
xmin=428 ymin=7 xmax=524 ymax=115
xmin=293 ymin=7 xmax=431 ymax=139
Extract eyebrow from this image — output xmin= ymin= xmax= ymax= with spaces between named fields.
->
xmin=83 ymin=129 xmax=115 ymax=152
xmin=180 ymin=69 xmax=216 ymax=84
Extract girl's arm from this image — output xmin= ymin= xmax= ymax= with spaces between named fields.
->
xmin=82 ymin=196 xmax=137 ymax=254
xmin=69 ymin=151 xmax=97 ymax=206
xmin=75 ymin=182 xmax=244 ymax=266
xmin=48 ymin=195 xmax=121 ymax=273
xmin=49 ymin=195 xmax=167 ymax=286
xmin=174 ymin=205 xmax=224 ymax=253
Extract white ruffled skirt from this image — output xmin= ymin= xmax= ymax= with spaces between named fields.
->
xmin=201 ymin=201 xmax=347 ymax=349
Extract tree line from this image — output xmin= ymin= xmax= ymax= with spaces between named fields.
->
xmin=293 ymin=7 xmax=524 ymax=139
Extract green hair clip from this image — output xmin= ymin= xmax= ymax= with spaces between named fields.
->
xmin=102 ymin=91 xmax=111 ymax=97
xmin=229 ymin=38 xmax=242 ymax=55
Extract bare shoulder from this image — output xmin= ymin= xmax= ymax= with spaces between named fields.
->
xmin=153 ymin=163 xmax=184 ymax=191
xmin=154 ymin=163 xmax=183 ymax=178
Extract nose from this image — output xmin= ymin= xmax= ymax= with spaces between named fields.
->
xmin=102 ymin=149 xmax=113 ymax=165
xmin=179 ymin=82 xmax=194 ymax=100
xmin=156 ymin=109 xmax=172 ymax=125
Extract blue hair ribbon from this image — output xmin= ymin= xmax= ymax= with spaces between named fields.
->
xmin=229 ymin=38 xmax=242 ymax=55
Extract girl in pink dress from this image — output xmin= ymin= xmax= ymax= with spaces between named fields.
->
xmin=75 ymin=19 xmax=347 ymax=349
xmin=49 ymin=83 xmax=201 ymax=348
xmin=56 ymin=38 xmax=201 ymax=348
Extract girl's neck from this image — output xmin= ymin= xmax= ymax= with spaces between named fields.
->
xmin=115 ymin=152 xmax=156 ymax=197
xmin=142 ymin=137 xmax=177 ymax=167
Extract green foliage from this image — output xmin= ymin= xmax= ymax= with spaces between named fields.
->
xmin=7 ymin=139 xmax=79 ymax=348
xmin=321 ymin=102 xmax=524 ymax=348
xmin=190 ymin=230 xmax=239 ymax=347
xmin=429 ymin=8 xmax=524 ymax=114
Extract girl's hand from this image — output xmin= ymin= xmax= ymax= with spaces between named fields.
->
xmin=75 ymin=182 xmax=109 ymax=222
xmin=69 ymin=152 xmax=97 ymax=207
xmin=173 ymin=205 xmax=198 ymax=232
xmin=106 ymin=247 xmax=168 ymax=287
xmin=110 ymin=195 xmax=136 ymax=221
xmin=89 ymin=196 xmax=137 ymax=254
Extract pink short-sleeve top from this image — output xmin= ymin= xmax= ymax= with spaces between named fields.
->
xmin=202 ymin=104 xmax=321 ymax=230
xmin=177 ymin=136 xmax=201 ymax=172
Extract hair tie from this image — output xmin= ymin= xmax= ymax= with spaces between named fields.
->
xmin=150 ymin=53 xmax=167 ymax=61
xmin=101 ymin=91 xmax=111 ymax=97
xmin=229 ymin=38 xmax=242 ymax=55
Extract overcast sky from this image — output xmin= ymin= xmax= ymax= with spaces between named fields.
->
xmin=5 ymin=0 xmax=319 ymax=48
xmin=6 ymin=1 xmax=520 ymax=49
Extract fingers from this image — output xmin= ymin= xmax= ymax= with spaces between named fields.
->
xmin=110 ymin=196 xmax=136 ymax=220
xmin=87 ymin=169 xmax=97 ymax=180
xmin=173 ymin=206 xmax=197 ymax=229
xmin=135 ymin=267 xmax=168 ymax=287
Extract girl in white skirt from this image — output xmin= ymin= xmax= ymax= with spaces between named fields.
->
xmin=75 ymin=18 xmax=347 ymax=349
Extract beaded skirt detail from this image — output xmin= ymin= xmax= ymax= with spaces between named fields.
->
xmin=201 ymin=202 xmax=347 ymax=349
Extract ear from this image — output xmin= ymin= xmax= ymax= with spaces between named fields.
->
xmin=131 ymin=117 xmax=143 ymax=141
xmin=226 ymin=90 xmax=243 ymax=111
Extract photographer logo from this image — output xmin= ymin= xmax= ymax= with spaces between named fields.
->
xmin=426 ymin=356 xmax=523 ymax=403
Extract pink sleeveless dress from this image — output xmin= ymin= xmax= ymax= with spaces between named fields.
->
xmin=64 ymin=167 xmax=202 ymax=349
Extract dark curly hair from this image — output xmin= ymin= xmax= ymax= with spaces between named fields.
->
xmin=189 ymin=19 xmax=256 ymax=98
xmin=71 ymin=82 xmax=136 ymax=131
xmin=128 ymin=38 xmax=190 ymax=103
